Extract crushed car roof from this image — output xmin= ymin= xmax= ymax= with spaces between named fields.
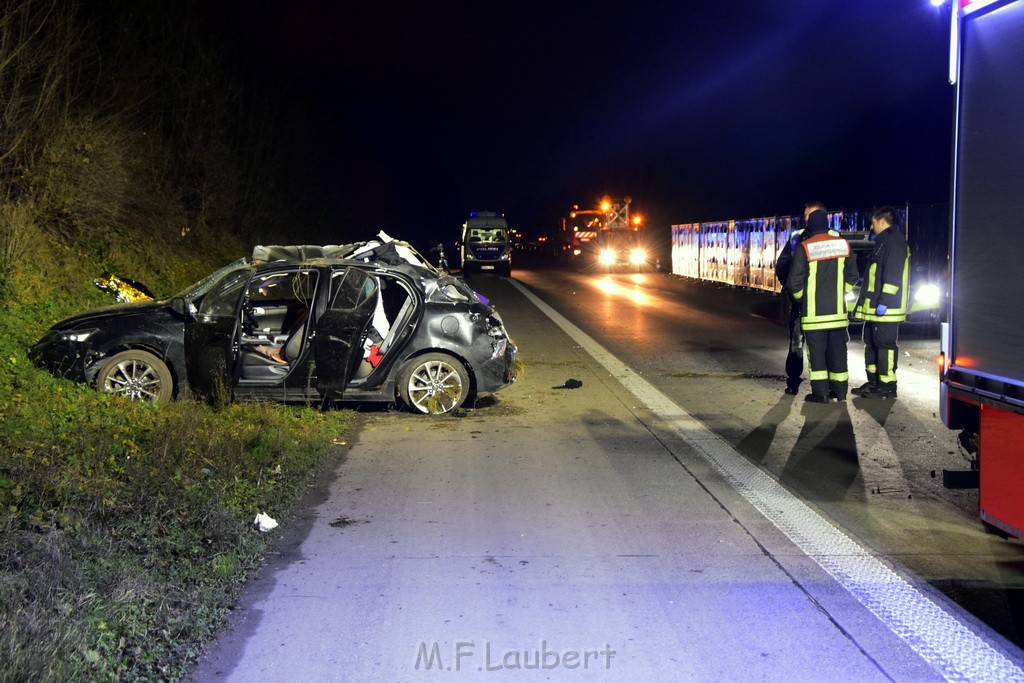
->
xmin=252 ymin=231 xmax=437 ymax=275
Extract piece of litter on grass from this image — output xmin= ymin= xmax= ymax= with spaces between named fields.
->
xmin=254 ymin=512 xmax=278 ymax=532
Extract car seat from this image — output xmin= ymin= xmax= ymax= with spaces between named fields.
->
xmin=241 ymin=309 xmax=310 ymax=380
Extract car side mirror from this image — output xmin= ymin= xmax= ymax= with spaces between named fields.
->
xmin=170 ymin=297 xmax=197 ymax=321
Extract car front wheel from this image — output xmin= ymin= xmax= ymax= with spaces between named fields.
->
xmin=397 ymin=352 xmax=471 ymax=414
xmin=94 ymin=349 xmax=174 ymax=404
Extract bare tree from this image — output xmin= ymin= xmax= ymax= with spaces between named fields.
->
xmin=0 ymin=0 xmax=84 ymax=176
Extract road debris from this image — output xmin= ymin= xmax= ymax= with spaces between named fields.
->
xmin=253 ymin=512 xmax=279 ymax=532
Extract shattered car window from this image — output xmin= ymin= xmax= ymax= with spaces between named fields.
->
xmin=330 ymin=269 xmax=377 ymax=310
xmin=198 ymin=269 xmax=251 ymax=318
xmin=251 ymin=271 xmax=318 ymax=305
xmin=176 ymin=258 xmax=249 ymax=301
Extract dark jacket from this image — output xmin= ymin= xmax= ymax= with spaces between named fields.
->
xmin=852 ymin=227 xmax=910 ymax=323
xmin=786 ymin=212 xmax=859 ymax=331
xmin=774 ymin=228 xmax=805 ymax=289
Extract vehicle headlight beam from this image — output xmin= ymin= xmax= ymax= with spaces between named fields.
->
xmin=914 ymin=283 xmax=942 ymax=308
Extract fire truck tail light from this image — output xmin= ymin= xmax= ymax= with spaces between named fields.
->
xmin=961 ymin=0 xmax=1001 ymax=13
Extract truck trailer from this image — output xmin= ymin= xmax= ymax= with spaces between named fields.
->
xmin=941 ymin=0 xmax=1024 ymax=541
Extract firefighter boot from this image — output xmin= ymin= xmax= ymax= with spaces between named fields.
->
xmin=862 ymin=383 xmax=897 ymax=399
xmin=851 ymin=381 xmax=877 ymax=397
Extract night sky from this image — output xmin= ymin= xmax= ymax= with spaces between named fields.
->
xmin=225 ymin=1 xmax=955 ymax=246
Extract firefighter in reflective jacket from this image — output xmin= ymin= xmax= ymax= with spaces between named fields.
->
xmin=851 ymin=206 xmax=910 ymax=399
xmin=786 ymin=209 xmax=859 ymax=403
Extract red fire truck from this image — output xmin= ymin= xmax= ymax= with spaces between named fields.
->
xmin=559 ymin=205 xmax=605 ymax=264
xmin=940 ymin=0 xmax=1024 ymax=541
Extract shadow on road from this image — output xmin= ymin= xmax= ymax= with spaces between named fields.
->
xmin=851 ymin=395 xmax=896 ymax=426
xmin=736 ymin=396 xmax=862 ymax=504
xmin=736 ymin=395 xmax=798 ymax=464
xmin=779 ymin=402 xmax=861 ymax=503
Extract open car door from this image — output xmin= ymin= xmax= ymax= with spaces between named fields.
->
xmin=184 ymin=267 xmax=252 ymax=403
xmin=315 ymin=268 xmax=379 ymax=400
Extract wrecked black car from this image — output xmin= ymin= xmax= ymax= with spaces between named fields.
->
xmin=30 ymin=234 xmax=517 ymax=414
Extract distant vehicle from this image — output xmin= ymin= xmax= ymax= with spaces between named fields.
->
xmin=560 ymin=196 xmax=647 ymax=271
xmin=594 ymin=228 xmax=649 ymax=273
xmin=460 ymin=211 xmax=512 ymax=275
xmin=559 ymin=206 xmax=604 ymax=264
xmin=30 ymin=235 xmax=517 ymax=414
xmin=940 ymin=0 xmax=1024 ymax=540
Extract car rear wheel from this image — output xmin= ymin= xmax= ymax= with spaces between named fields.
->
xmin=397 ymin=352 xmax=471 ymax=414
xmin=94 ymin=349 xmax=174 ymax=404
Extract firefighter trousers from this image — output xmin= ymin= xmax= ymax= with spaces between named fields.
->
xmin=862 ymin=321 xmax=900 ymax=388
xmin=785 ymin=298 xmax=804 ymax=392
xmin=804 ymin=328 xmax=850 ymax=399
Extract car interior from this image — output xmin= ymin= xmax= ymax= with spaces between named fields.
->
xmin=240 ymin=270 xmax=318 ymax=380
xmin=351 ymin=275 xmax=415 ymax=381
xmin=238 ymin=269 xmax=417 ymax=384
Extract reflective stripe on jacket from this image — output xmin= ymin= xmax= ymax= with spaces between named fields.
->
xmin=853 ymin=227 xmax=910 ymax=323
xmin=786 ymin=230 xmax=859 ymax=331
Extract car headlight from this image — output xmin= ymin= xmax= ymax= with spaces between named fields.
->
xmin=464 ymin=252 xmax=475 ymax=260
xmin=629 ymin=248 xmax=647 ymax=265
xmin=57 ymin=328 xmax=98 ymax=343
xmin=914 ymin=283 xmax=942 ymax=308
xmin=599 ymin=249 xmax=616 ymax=265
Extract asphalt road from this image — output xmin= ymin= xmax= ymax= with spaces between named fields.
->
xmin=509 ymin=262 xmax=1024 ymax=651
xmin=191 ymin=262 xmax=1024 ymax=682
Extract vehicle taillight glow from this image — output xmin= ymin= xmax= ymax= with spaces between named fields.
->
xmin=961 ymin=0 xmax=1001 ymax=13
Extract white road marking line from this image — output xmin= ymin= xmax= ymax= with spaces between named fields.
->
xmin=509 ymin=278 xmax=1024 ymax=683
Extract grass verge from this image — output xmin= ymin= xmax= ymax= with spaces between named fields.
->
xmin=0 ymin=224 xmax=352 ymax=681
